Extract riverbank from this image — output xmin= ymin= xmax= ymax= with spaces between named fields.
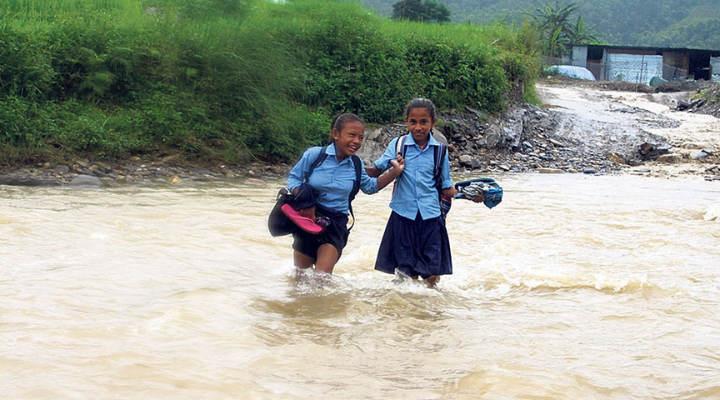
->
xmin=2 ymin=78 xmax=719 ymax=187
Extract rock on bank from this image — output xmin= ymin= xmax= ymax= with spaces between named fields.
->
xmin=2 ymin=80 xmax=719 ymax=187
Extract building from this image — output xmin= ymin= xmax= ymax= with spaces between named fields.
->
xmin=568 ymin=44 xmax=720 ymax=85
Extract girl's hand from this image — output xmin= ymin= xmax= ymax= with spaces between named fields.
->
xmin=299 ymin=206 xmax=317 ymax=222
xmin=389 ymin=155 xmax=405 ymax=177
xmin=441 ymin=186 xmax=457 ymax=199
xmin=471 ymin=192 xmax=485 ymax=203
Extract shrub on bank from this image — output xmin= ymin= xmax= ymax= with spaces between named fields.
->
xmin=0 ymin=0 xmax=539 ymax=165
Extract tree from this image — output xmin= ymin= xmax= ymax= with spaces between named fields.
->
xmin=528 ymin=1 xmax=578 ymax=40
xmin=527 ymin=1 xmax=602 ymax=57
xmin=423 ymin=0 xmax=451 ymax=23
xmin=391 ymin=0 xmax=451 ymax=23
xmin=567 ymin=16 xmax=601 ymax=45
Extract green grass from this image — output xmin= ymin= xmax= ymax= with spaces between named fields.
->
xmin=0 ymin=0 xmax=540 ymax=165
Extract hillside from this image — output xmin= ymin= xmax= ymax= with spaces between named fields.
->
xmin=361 ymin=0 xmax=720 ymax=49
xmin=0 ymin=0 xmax=537 ymax=167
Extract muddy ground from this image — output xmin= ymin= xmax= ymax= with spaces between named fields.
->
xmin=1 ymin=78 xmax=719 ymax=187
xmin=529 ymin=78 xmax=719 ymax=180
xmin=355 ymin=78 xmax=719 ymax=182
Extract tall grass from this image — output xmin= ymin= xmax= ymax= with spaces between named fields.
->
xmin=0 ymin=0 xmax=539 ymax=165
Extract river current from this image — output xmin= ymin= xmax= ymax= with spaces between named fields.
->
xmin=2 ymin=173 xmax=719 ymax=399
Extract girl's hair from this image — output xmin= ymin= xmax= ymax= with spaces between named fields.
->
xmin=331 ymin=113 xmax=365 ymax=132
xmin=404 ymin=98 xmax=437 ymax=120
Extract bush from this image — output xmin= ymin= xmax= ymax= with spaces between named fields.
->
xmin=0 ymin=0 xmax=539 ymax=164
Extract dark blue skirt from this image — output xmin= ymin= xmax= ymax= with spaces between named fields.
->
xmin=374 ymin=211 xmax=452 ymax=278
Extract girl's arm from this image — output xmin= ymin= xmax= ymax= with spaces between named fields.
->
xmin=365 ymin=165 xmax=382 ymax=177
xmin=441 ymin=186 xmax=457 ymax=198
xmin=440 ymin=145 xmax=456 ymax=198
xmin=376 ymin=156 xmax=405 ymax=190
xmin=369 ymin=138 xmax=400 ymax=176
xmin=359 ymin=155 xmax=404 ymax=194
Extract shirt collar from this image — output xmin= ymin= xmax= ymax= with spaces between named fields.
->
xmin=405 ymin=132 xmax=441 ymax=147
xmin=329 ymin=142 xmax=352 ymax=163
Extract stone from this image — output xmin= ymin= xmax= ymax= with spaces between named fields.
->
xmin=69 ymin=175 xmax=103 ymax=187
xmin=0 ymin=174 xmax=61 ymax=187
xmin=161 ymin=154 xmax=181 ymax=163
xmin=94 ymin=161 xmax=113 ymax=172
xmin=693 ymin=151 xmax=708 ymax=160
xmin=607 ymin=153 xmax=627 ymax=165
xmin=54 ymin=165 xmax=70 ymax=175
xmin=656 ymin=154 xmax=683 ymax=164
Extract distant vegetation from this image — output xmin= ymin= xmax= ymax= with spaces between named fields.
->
xmin=526 ymin=1 xmax=602 ymax=57
xmin=0 ymin=0 xmax=539 ymax=165
xmin=390 ymin=0 xmax=451 ymax=23
xmin=363 ymin=0 xmax=720 ymax=49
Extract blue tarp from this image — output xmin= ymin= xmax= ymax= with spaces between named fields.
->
xmin=548 ymin=65 xmax=596 ymax=81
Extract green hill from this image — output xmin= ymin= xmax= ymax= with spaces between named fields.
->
xmin=361 ymin=0 xmax=720 ymax=49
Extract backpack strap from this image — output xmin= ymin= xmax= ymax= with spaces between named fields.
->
xmin=305 ymin=144 xmax=329 ymax=182
xmin=346 ymin=155 xmax=362 ymax=231
xmin=433 ymin=143 xmax=447 ymax=194
xmin=397 ymin=133 xmax=445 ymax=192
xmin=396 ymin=134 xmax=408 ymax=158
xmin=305 ymin=143 xmax=361 ymax=231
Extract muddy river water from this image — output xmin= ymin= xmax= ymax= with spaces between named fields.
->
xmin=2 ymin=172 xmax=719 ymax=399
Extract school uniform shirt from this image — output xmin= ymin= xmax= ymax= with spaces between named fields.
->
xmin=287 ymin=144 xmax=379 ymax=215
xmin=374 ymin=134 xmax=452 ymax=221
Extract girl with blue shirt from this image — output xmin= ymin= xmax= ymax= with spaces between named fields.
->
xmin=367 ymin=99 xmax=456 ymax=287
xmin=287 ymin=113 xmax=404 ymax=275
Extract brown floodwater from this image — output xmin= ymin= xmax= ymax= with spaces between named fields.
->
xmin=1 ymin=173 xmax=719 ymax=399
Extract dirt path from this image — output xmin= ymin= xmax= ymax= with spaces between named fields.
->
xmin=537 ymin=80 xmax=720 ymax=179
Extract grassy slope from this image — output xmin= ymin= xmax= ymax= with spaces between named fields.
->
xmin=0 ymin=0 xmax=539 ymax=166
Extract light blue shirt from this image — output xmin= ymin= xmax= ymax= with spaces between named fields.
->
xmin=287 ymin=144 xmax=379 ymax=215
xmin=374 ymin=134 xmax=452 ymax=220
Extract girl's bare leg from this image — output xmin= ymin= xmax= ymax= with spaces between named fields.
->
xmin=294 ymin=251 xmax=315 ymax=270
xmin=314 ymin=244 xmax=340 ymax=274
xmin=424 ymin=275 xmax=440 ymax=287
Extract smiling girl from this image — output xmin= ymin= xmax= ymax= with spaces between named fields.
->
xmin=366 ymin=99 xmax=456 ymax=287
xmin=286 ymin=113 xmax=404 ymax=275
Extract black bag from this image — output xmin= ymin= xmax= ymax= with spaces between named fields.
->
xmin=268 ymin=188 xmax=297 ymax=237
xmin=268 ymin=184 xmax=321 ymax=237
xmin=268 ymin=144 xmax=360 ymax=237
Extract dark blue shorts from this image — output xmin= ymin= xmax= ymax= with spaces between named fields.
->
xmin=374 ymin=211 xmax=452 ymax=278
xmin=292 ymin=205 xmax=349 ymax=260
